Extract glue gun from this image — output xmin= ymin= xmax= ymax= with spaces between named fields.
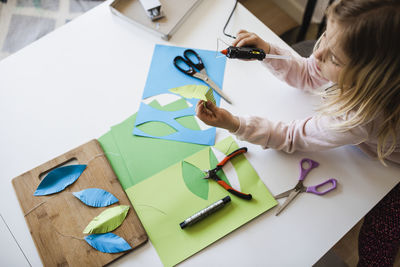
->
xmin=220 ymin=46 xmax=290 ymax=61
xmin=220 ymin=46 xmax=266 ymax=60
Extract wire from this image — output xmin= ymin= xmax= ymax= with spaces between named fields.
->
xmin=223 ymin=0 xmax=238 ymax=39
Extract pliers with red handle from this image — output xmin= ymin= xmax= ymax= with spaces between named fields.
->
xmin=203 ymin=147 xmax=252 ymax=200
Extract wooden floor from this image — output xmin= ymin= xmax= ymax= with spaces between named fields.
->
xmin=238 ymin=1 xmax=400 ymax=266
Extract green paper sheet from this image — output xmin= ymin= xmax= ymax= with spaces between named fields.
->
xmin=125 ymin=137 xmax=277 ymax=267
xmin=98 ymin=99 xmax=205 ymax=189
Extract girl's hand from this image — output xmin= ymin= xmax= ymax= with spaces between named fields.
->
xmin=196 ymin=100 xmax=240 ymax=132
xmin=232 ymin=30 xmax=270 ymax=54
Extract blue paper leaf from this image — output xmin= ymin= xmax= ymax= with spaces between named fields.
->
xmin=34 ymin=165 xmax=87 ymax=196
xmin=84 ymin=233 xmax=132 ymax=253
xmin=73 ymin=188 xmax=119 ymax=207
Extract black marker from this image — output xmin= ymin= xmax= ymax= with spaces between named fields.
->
xmin=180 ymin=196 xmax=231 ymax=229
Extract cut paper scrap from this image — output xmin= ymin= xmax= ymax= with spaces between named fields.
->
xmin=133 ymin=100 xmax=215 ymax=145
xmin=125 ymin=136 xmax=277 ymax=267
xmin=133 ymin=44 xmax=226 ymax=145
xmin=73 ymin=188 xmax=119 ymax=207
xmin=98 ymin=98 xmax=205 ymax=189
xmin=169 ymin=85 xmax=216 ymax=104
xmin=84 ymin=233 xmax=132 ymax=254
xmin=83 ymin=205 xmax=129 ymax=234
xmin=34 ymin=165 xmax=87 ymax=196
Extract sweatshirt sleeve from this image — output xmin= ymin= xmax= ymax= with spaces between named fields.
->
xmin=231 ymin=115 xmax=369 ymax=153
xmin=262 ymin=44 xmax=329 ymax=91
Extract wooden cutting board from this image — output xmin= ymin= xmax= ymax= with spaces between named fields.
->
xmin=12 ymin=139 xmax=148 ymax=266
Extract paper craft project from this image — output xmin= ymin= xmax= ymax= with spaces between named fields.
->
xmin=133 ymin=44 xmax=226 ymax=145
xmin=73 ymin=188 xmax=119 ymax=207
xmin=169 ymin=85 xmax=216 ymax=104
xmin=83 ymin=205 xmax=129 ymax=234
xmin=34 ymin=165 xmax=87 ymax=196
xmin=98 ymin=98 xmax=205 ymax=189
xmin=85 ymin=233 xmax=132 ymax=254
xmin=125 ymin=136 xmax=277 ymax=267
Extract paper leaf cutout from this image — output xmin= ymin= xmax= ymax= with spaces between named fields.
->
xmin=83 ymin=205 xmax=129 ymax=234
xmin=73 ymin=188 xmax=119 ymax=207
xmin=182 ymin=161 xmax=208 ymax=200
xmin=84 ymin=233 xmax=132 ymax=253
xmin=137 ymin=121 xmax=177 ymax=137
xmin=169 ymin=85 xmax=216 ymax=104
xmin=34 ymin=165 xmax=87 ymax=196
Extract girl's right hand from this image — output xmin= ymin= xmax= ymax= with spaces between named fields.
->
xmin=232 ymin=30 xmax=270 ymax=54
xmin=196 ymin=100 xmax=240 ymax=132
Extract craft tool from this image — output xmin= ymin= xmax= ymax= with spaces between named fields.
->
xmin=274 ymin=158 xmax=337 ymax=216
xmin=173 ymin=49 xmax=232 ymax=104
xmin=180 ymin=196 xmax=231 ymax=229
xmin=220 ymin=46 xmax=290 ymax=60
xmin=203 ymin=147 xmax=252 ymax=200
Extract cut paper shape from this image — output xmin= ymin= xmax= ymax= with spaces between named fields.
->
xmin=98 ymin=98 xmax=205 ymax=190
xmin=134 ymin=101 xmax=215 ymax=145
xmin=169 ymin=85 xmax=216 ymax=104
xmin=125 ymin=136 xmax=278 ymax=267
xmin=73 ymin=188 xmax=119 ymax=207
xmin=84 ymin=233 xmax=132 ymax=253
xmin=181 ymin=147 xmax=231 ymax=200
xmin=34 ymin=165 xmax=87 ymax=196
xmin=83 ymin=205 xmax=129 ymax=234
xmin=133 ymin=44 xmax=226 ymax=145
xmin=182 ymin=161 xmax=208 ymax=200
xmin=175 ymin=116 xmax=201 ymax=131
xmin=137 ymin=120 xmax=177 ymax=137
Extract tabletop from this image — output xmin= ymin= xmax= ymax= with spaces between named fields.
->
xmin=0 ymin=0 xmax=399 ymax=266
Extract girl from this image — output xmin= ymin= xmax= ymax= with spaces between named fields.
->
xmin=196 ymin=0 xmax=400 ymax=266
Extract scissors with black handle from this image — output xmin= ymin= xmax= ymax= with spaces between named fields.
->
xmin=173 ymin=49 xmax=232 ymax=104
xmin=274 ymin=158 xmax=337 ymax=216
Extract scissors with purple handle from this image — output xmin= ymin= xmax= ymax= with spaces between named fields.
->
xmin=274 ymin=158 xmax=337 ymax=216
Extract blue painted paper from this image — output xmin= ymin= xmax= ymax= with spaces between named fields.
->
xmin=134 ymin=101 xmax=215 ymax=144
xmin=72 ymin=188 xmax=119 ymax=207
xmin=133 ymin=44 xmax=227 ymax=145
xmin=34 ymin=165 xmax=87 ymax=196
xmin=84 ymin=233 xmax=132 ymax=253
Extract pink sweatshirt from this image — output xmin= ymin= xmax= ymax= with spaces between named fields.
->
xmin=232 ymin=44 xmax=400 ymax=165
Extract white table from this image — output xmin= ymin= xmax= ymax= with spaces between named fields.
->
xmin=0 ymin=1 xmax=399 ymax=266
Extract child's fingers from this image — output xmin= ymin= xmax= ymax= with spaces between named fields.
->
xmin=204 ymin=100 xmax=218 ymax=111
xmin=232 ymin=30 xmax=249 ymax=46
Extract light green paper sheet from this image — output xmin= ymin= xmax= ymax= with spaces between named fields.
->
xmin=126 ymin=136 xmax=277 ymax=267
xmin=98 ymin=99 xmax=205 ymax=189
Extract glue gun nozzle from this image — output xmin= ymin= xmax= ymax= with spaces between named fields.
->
xmin=220 ymin=49 xmax=228 ymax=55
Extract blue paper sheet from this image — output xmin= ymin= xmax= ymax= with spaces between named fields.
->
xmin=133 ymin=44 xmax=227 ymax=145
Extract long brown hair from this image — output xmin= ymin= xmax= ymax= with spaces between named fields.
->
xmin=319 ymin=0 xmax=400 ymax=164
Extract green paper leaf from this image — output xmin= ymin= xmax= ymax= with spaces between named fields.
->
xmin=169 ymin=85 xmax=209 ymax=101
xmin=175 ymin=116 xmax=201 ymax=131
xmin=83 ymin=205 xmax=129 ymax=234
xmin=182 ymin=161 xmax=208 ymax=200
xmin=136 ymin=121 xmax=177 ymax=136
